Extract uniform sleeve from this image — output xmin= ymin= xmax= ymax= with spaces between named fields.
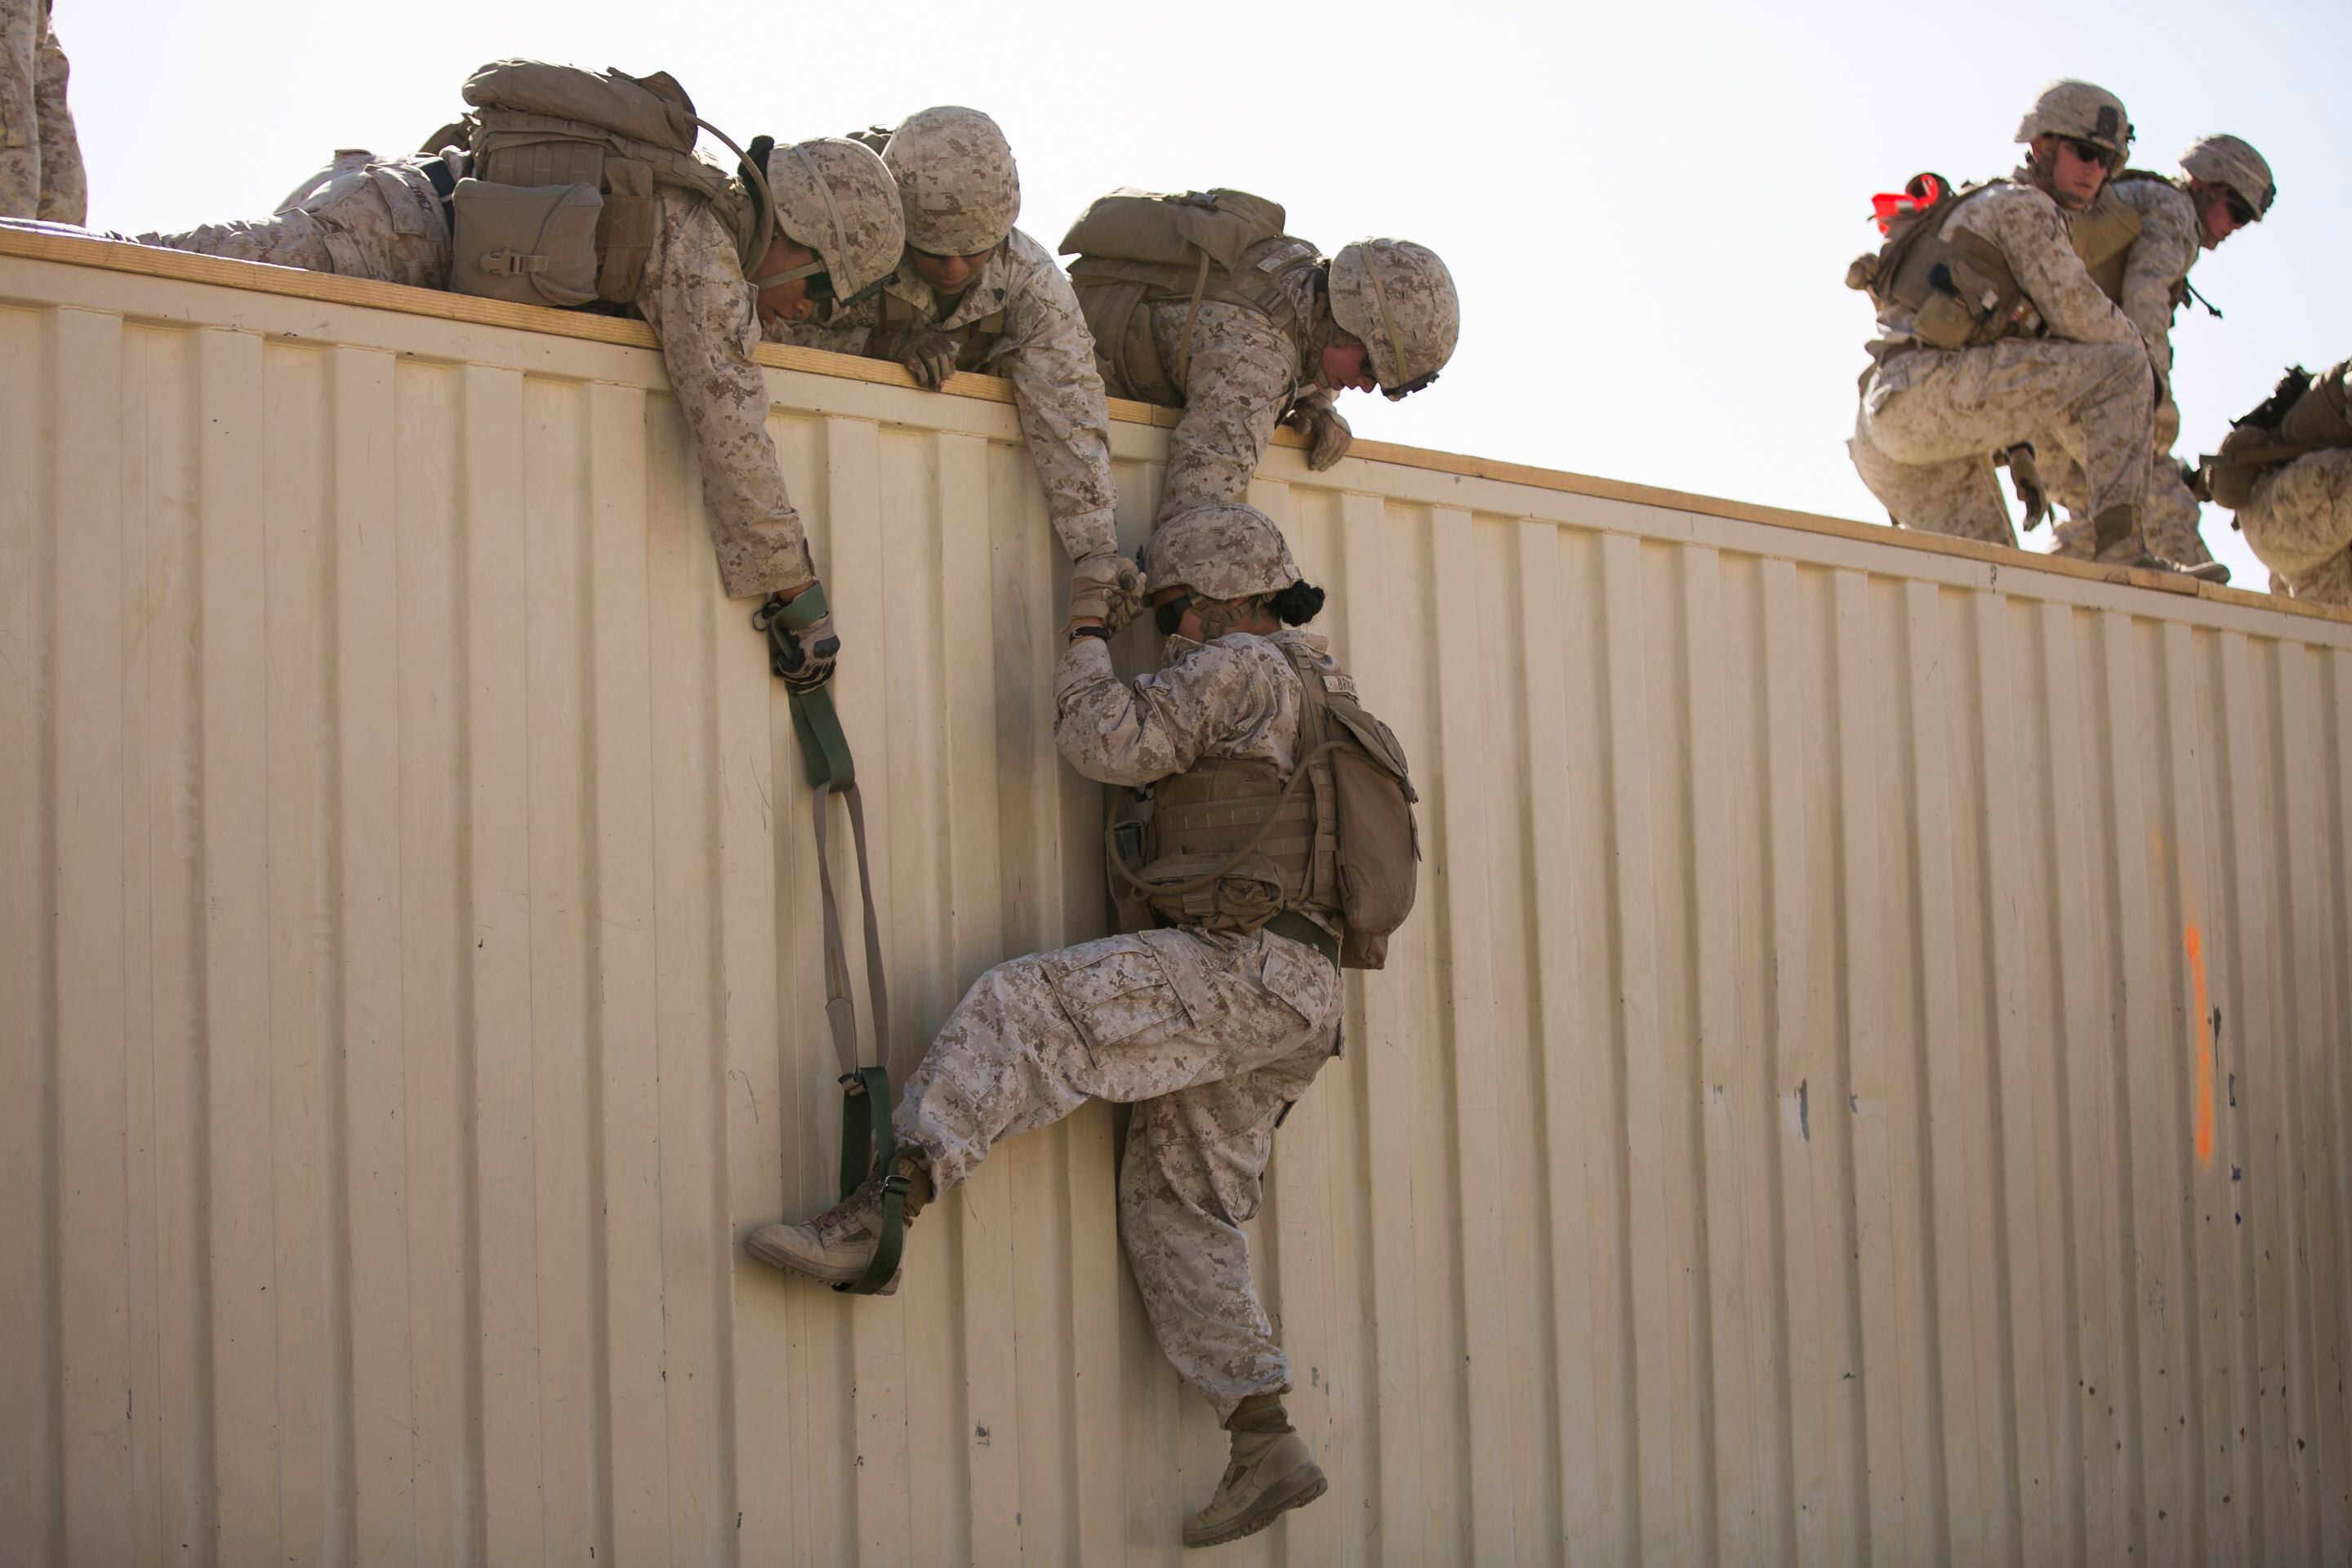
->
xmin=2118 ymin=193 xmax=2198 ymax=381
xmin=1969 ymin=190 xmax=2141 ymax=347
xmin=1156 ymin=300 xmax=1297 ymax=514
xmin=30 ymin=6 xmax=78 ymax=225
xmin=1054 ymin=637 xmax=1281 ymax=786
xmin=1000 ymin=259 xmax=1120 ymax=560
xmin=635 ymin=196 xmax=813 ymax=599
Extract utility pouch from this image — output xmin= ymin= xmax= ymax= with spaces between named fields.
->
xmin=1140 ymin=850 xmax=1285 ymax=933
xmin=1911 ymin=287 xmax=1980 ymax=352
xmin=2205 ymin=457 xmax=2259 ymax=510
xmin=449 ymin=177 xmax=603 ymax=307
xmin=1107 ymin=801 xmax=1158 ymax=936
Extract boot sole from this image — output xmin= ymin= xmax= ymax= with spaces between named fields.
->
xmin=744 ymin=1235 xmax=898 ymax=1294
xmin=1183 ymin=1462 xmax=1328 ymax=1548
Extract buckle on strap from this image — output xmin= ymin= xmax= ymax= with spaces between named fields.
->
xmin=479 ymin=250 xmax=549 ymax=276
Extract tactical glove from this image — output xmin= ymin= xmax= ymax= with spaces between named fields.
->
xmin=1282 ymin=393 xmax=1353 ymax=470
xmin=874 ymin=323 xmax=960 ymax=390
xmin=754 ymin=582 xmax=841 ymax=693
xmin=1067 ymin=550 xmax=1147 ymax=635
xmin=2001 ymin=443 xmax=2049 ymax=531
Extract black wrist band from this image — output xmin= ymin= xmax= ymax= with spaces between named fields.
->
xmin=1068 ymin=625 xmax=1112 ymax=643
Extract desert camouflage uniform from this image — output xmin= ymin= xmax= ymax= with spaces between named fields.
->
xmin=1127 ymin=265 xmax=1330 ymax=514
xmin=2238 ymin=448 xmax=2352 ymax=607
xmin=1850 ymin=176 xmax=2154 ymax=546
xmin=769 ymin=227 xmax=1119 ymax=559
xmin=891 ymin=627 xmax=1345 ymax=1420
xmin=0 ymin=0 xmax=82 ymax=222
xmin=2041 ymin=177 xmax=2216 ymax=566
xmin=143 ymin=155 xmax=815 ymax=599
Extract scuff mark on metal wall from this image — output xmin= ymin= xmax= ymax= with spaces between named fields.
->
xmin=2 ymin=241 xmax=2352 ymax=1565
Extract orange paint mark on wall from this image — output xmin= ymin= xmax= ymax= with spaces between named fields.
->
xmin=2186 ymin=924 xmax=2213 ymax=1165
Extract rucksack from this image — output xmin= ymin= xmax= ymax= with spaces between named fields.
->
xmin=1059 ymin=188 xmax=1322 ymax=401
xmin=446 ymin=60 xmax=763 ymax=310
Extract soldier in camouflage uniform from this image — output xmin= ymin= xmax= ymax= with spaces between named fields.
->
xmin=751 ymin=501 xmax=1383 ymax=1547
xmin=1848 ymin=80 xmax=2182 ymax=572
xmin=767 ymin=107 xmax=1136 ymax=621
xmin=131 ymin=112 xmax=902 ymax=685
xmin=2238 ymin=448 xmax=2352 ymax=606
xmin=1062 ymin=196 xmax=1459 ymax=520
xmin=2210 ymin=358 xmax=2352 ymax=606
xmin=0 ymin=0 xmax=82 ymax=222
xmin=2038 ymin=135 xmax=2276 ymax=576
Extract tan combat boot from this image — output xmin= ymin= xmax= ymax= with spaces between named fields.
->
xmin=2091 ymin=504 xmax=2230 ymax=581
xmin=746 ymin=1152 xmax=930 ymax=1291
xmin=1182 ymin=1395 xmax=1328 ymax=1548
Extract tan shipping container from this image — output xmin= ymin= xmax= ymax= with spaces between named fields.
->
xmin=3 ymin=229 xmax=2350 ymax=1566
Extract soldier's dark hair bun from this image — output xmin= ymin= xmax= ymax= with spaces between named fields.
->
xmin=1270 ymin=581 xmax=1325 ymax=626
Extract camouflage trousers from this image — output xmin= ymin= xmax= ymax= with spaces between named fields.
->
xmin=141 ymin=151 xmax=448 ymax=289
xmin=0 ymin=0 xmax=82 ymax=223
xmin=1850 ymin=337 xmax=2154 ymax=547
xmin=893 ymin=925 xmax=1342 ymax=1421
xmin=2042 ymin=400 xmax=2216 ymax=568
xmin=2238 ymin=448 xmax=2352 ymax=608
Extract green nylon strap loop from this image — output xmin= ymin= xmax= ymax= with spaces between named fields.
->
xmin=787 ymin=685 xmax=857 ymax=792
xmin=779 ymin=653 xmax=898 ymax=1297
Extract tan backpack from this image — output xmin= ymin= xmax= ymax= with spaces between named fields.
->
xmin=1059 ymin=188 xmax=1322 ymax=401
xmin=446 ymin=60 xmax=764 ymax=310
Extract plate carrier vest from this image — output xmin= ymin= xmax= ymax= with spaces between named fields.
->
xmin=1112 ymin=638 xmax=1418 ymax=971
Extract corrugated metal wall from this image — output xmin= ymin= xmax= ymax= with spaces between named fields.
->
xmin=5 ymin=234 xmax=2352 ymax=1566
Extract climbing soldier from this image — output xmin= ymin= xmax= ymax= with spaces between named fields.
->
xmin=2035 ymin=134 xmax=2276 ymax=578
xmin=1061 ymin=188 xmax=1459 ymax=519
xmin=0 ymin=0 xmax=83 ymax=221
xmin=2200 ymin=359 xmax=2352 ymax=605
xmin=1846 ymin=79 xmax=2189 ymax=572
xmin=128 ymin=61 xmax=906 ymax=687
xmin=749 ymin=500 xmax=1420 ymax=1548
xmin=768 ymin=106 xmax=1140 ymax=630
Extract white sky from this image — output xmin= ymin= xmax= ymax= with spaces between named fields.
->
xmin=64 ymin=0 xmax=2352 ymax=586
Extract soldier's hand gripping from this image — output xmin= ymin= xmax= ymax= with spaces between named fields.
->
xmin=1067 ymin=550 xmax=1147 ymax=635
xmin=889 ymin=324 xmax=961 ymax=390
xmin=2002 ymin=443 xmax=2050 ymax=530
xmin=753 ymin=581 xmax=841 ymax=693
xmin=1281 ymin=392 xmax=1353 ymax=471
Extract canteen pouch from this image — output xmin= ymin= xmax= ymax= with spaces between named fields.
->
xmin=448 ymin=177 xmax=603 ymax=307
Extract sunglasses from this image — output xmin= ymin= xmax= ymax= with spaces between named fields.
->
xmin=1153 ymin=594 xmax=1192 ymax=637
xmin=2056 ymin=136 xmax=2114 ymax=167
xmin=1379 ymin=370 xmax=1440 ymax=402
xmin=2223 ymin=192 xmax=2257 ymax=226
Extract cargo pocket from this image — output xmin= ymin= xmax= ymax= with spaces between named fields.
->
xmin=1258 ymin=929 xmax=1337 ymax=1032
xmin=448 ymin=177 xmax=602 ymax=308
xmin=1041 ymin=938 xmax=1192 ymax=1059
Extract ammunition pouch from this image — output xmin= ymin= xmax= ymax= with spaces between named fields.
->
xmin=448 ymin=177 xmax=604 ymax=308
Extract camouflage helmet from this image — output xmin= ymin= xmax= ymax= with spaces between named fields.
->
xmin=884 ymin=106 xmax=1020 ymax=255
xmin=1327 ymin=238 xmax=1459 ymax=397
xmin=1143 ymin=501 xmax=1302 ymax=604
xmin=764 ymin=137 xmax=905 ymax=304
xmin=2013 ymin=79 xmax=2133 ymax=167
xmin=2180 ymin=134 xmax=2275 ymax=219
